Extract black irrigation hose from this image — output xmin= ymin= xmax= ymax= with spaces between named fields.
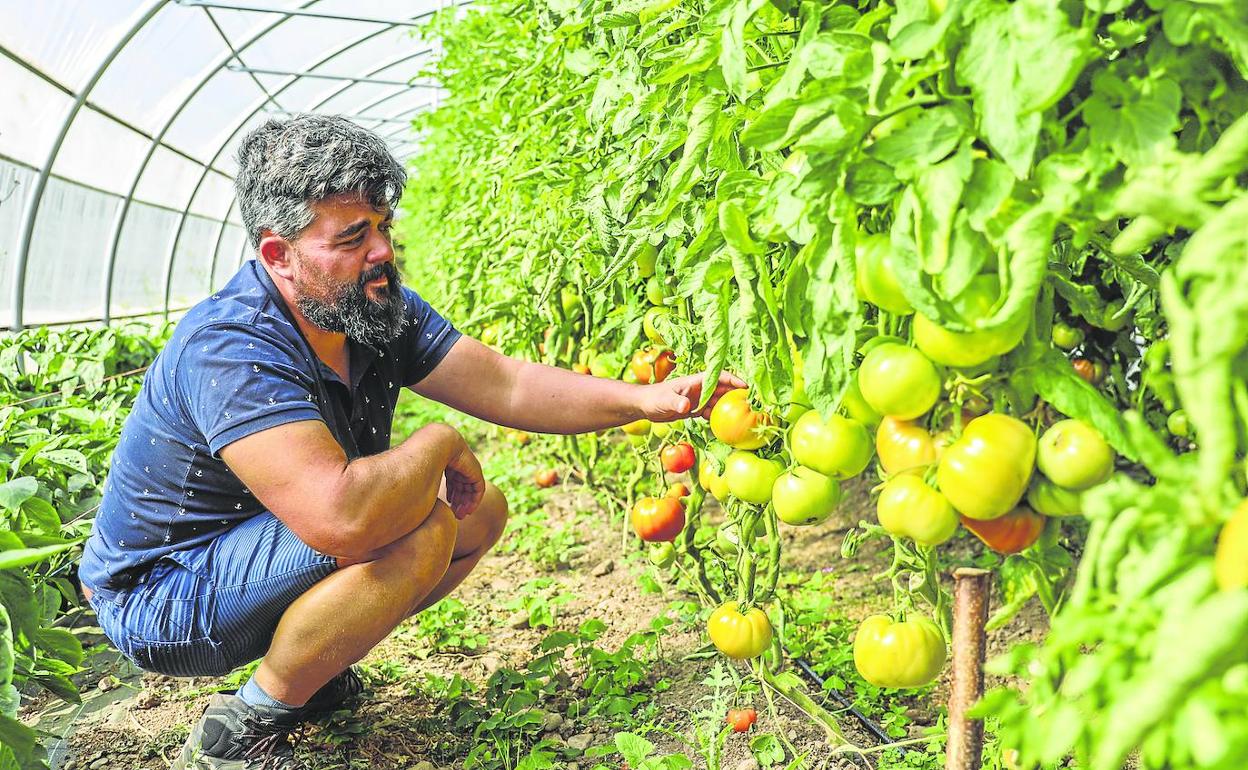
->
xmin=793 ymin=657 xmax=892 ymax=745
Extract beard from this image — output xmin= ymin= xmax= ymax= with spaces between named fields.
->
xmin=294 ymin=258 xmax=408 ymax=347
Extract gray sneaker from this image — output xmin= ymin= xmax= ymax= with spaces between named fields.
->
xmin=303 ymin=666 xmax=364 ymax=715
xmin=173 ymin=694 xmax=302 ymax=769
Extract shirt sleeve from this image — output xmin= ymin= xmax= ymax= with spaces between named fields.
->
xmin=176 ymin=324 xmax=325 ymax=456
xmin=398 ymin=287 xmax=462 ymax=386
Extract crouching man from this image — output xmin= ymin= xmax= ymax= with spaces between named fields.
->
xmin=78 ymin=114 xmax=742 ymax=769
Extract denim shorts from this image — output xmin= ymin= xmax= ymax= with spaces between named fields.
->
xmin=88 ymin=512 xmax=338 ymax=677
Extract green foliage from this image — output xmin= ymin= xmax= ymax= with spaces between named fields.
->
xmin=0 ymin=323 xmax=169 ymax=770
xmin=409 ymin=597 xmax=490 ymax=657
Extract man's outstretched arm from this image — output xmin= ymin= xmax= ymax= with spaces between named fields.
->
xmin=410 ymin=336 xmax=746 ymax=434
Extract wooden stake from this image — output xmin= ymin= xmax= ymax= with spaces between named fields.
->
xmin=947 ymin=567 xmax=991 ymax=770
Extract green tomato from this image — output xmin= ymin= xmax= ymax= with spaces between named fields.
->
xmin=789 ymin=411 xmax=873 ymax=479
xmin=636 ymin=243 xmax=658 ymax=278
xmin=589 ymin=353 xmax=619 ymax=379
xmin=723 ymin=451 xmax=785 ymax=505
xmin=855 ymin=234 xmax=914 ymax=315
xmin=840 ymin=372 xmax=882 ymax=428
xmin=854 ymin=614 xmax=946 ymax=689
xmin=1026 ymin=477 xmax=1083 ymax=517
xmin=772 ymin=466 xmax=842 ymax=526
xmin=936 ymin=413 xmax=1036 ymax=521
xmin=1051 ymin=322 xmax=1084 ymax=351
xmin=1167 ymin=409 xmax=1191 ymax=438
xmin=650 ymin=420 xmax=673 ymax=440
xmin=1037 ymin=419 xmax=1115 ymax=490
xmin=649 ymin=542 xmax=677 ymax=568
xmin=643 ymin=307 xmax=668 ymax=345
xmin=626 ymin=433 xmax=651 ymax=449
xmin=876 ymin=474 xmax=958 ymax=546
xmin=560 ymin=287 xmax=581 ymax=317
xmin=857 ymin=343 xmax=941 ymax=420
xmin=913 ymin=275 xmax=1029 ymax=368
xmin=646 ymin=276 xmax=670 ymax=306
xmin=1097 ymin=299 xmax=1132 ymax=332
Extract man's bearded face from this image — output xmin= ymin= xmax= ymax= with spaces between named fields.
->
xmin=293 ymin=253 xmax=407 ymax=347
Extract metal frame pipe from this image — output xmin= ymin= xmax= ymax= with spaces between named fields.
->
xmin=160 ymin=31 xmax=449 ymax=315
xmin=174 ymin=0 xmax=426 ymax=25
xmin=225 ymin=64 xmax=439 ymax=88
xmin=8 ymin=0 xmax=171 ymax=330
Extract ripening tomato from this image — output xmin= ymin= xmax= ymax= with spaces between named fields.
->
xmin=853 ymin=614 xmax=946 ymax=689
xmin=630 ymin=348 xmax=676 ymax=384
xmin=710 ymin=389 xmax=773 ymax=450
xmin=876 ymin=474 xmax=958 ymax=546
xmin=913 ymin=275 xmax=1029 ymax=368
xmin=665 ymin=482 xmax=690 ymax=499
xmin=875 ymin=417 xmax=938 ymax=475
xmin=723 ymin=451 xmax=785 ymax=505
xmin=789 ymin=411 xmax=872 ymax=479
xmin=699 ymin=462 xmax=731 ymax=500
xmin=650 ymin=420 xmax=673 ymax=440
xmin=508 ymin=429 xmax=532 ymax=446
xmin=1037 ymin=419 xmax=1114 ymax=490
xmin=572 ymin=363 xmax=591 ymax=375
xmin=936 ymin=413 xmax=1036 ymax=521
xmin=857 ymin=344 xmax=941 ymax=420
xmin=533 ymin=469 xmax=559 ymax=488
xmin=643 ymin=307 xmax=668 ymax=345
xmin=1071 ymin=358 xmax=1106 ymax=385
xmin=960 ymin=507 xmax=1046 ymax=554
xmin=631 ymin=496 xmax=686 ymax=542
xmin=660 ymin=442 xmax=696 ymax=474
xmin=708 ymin=602 xmax=773 ymax=659
xmin=636 ymin=243 xmax=658 ymax=278
xmin=1215 ymin=501 xmax=1248 ymax=591
xmin=1026 ymin=477 xmax=1082 ymax=517
xmin=841 ymin=372 xmax=882 ymax=428
xmin=621 ymin=419 xmax=652 ymax=436
xmin=772 ymin=466 xmax=842 ymax=526
xmin=726 ymin=707 xmax=757 ymax=733
xmin=855 ymin=234 xmax=914 ymax=315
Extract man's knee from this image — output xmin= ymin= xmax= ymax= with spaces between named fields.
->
xmin=480 ymin=482 xmax=509 ymax=550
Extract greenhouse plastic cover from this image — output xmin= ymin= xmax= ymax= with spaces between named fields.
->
xmin=0 ymin=0 xmax=460 ymax=329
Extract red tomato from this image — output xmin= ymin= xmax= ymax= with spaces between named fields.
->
xmin=630 ymin=496 xmax=686 ymax=541
xmin=533 ymin=469 xmax=559 ymax=488
xmin=630 ymin=348 xmax=676 ymax=383
xmin=959 ymin=507 xmax=1046 ymax=554
xmin=660 ymin=442 xmax=696 ymax=473
xmin=726 ymin=707 xmax=757 ymax=733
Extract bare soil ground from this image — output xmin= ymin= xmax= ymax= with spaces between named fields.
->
xmin=24 ymin=471 xmax=1049 ymax=770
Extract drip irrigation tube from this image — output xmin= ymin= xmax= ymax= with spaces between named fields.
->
xmin=793 ymin=657 xmax=892 ymax=745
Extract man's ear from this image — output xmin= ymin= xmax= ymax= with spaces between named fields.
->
xmin=257 ymin=232 xmax=295 ymax=279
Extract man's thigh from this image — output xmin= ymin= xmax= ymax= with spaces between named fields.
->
xmin=98 ymin=512 xmax=336 ymax=676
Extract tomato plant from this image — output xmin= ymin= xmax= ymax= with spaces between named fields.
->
xmin=630 ymin=348 xmax=675 ymax=384
xmin=1215 ymin=501 xmax=1248 ymax=592
xmin=875 ymin=417 xmax=939 ymax=476
xmin=533 ymin=469 xmax=559 ymax=488
xmin=913 ymin=275 xmax=1029 ymax=369
xmin=855 ymin=234 xmax=913 ymax=315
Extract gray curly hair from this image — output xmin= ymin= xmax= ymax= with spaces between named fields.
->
xmin=234 ymin=114 xmax=406 ymax=248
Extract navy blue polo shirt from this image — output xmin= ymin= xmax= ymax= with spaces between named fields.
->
xmin=79 ymin=260 xmax=461 ymax=596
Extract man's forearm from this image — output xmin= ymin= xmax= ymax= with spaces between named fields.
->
xmin=503 ymin=360 xmax=648 ymax=434
xmin=331 ymin=422 xmax=463 ymax=556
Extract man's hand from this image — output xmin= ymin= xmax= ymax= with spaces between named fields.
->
xmin=643 ymin=371 xmax=749 ymax=423
xmin=444 ymin=438 xmax=485 ymax=520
